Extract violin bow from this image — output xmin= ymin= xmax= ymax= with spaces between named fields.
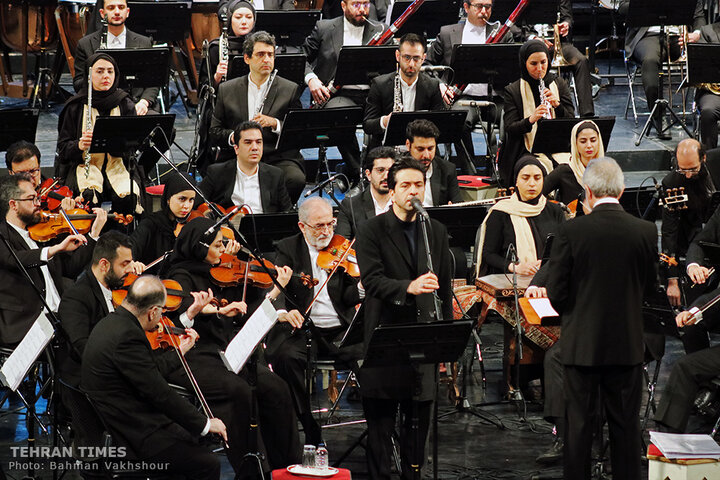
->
xmin=58 ymin=207 xmax=87 ymax=245
xmin=305 ymin=237 xmax=357 ymax=316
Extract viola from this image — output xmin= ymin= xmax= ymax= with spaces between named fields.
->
xmin=27 ymin=208 xmax=133 ymax=242
xmin=209 ymin=253 xmax=318 ymax=289
xmin=316 ymin=235 xmax=360 ymax=278
xmin=38 ymin=178 xmax=77 ymax=211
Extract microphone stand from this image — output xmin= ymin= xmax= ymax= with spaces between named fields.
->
xmin=508 ymin=244 xmax=527 ymax=419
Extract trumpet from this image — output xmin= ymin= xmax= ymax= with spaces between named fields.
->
xmin=551 ymin=12 xmax=570 ymax=68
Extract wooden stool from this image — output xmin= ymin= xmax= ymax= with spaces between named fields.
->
xmin=647 ymin=443 xmax=720 ymax=480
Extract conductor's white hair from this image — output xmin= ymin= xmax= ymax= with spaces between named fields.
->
xmin=299 ymin=196 xmax=332 ymax=223
xmin=583 ymin=156 xmax=624 ymax=198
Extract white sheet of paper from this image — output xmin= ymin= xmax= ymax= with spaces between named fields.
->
xmin=650 ymin=431 xmax=720 ymax=459
xmin=220 ymin=299 xmax=278 ymax=374
xmin=0 ymin=313 xmax=54 ymax=391
xmin=528 ymin=298 xmax=559 ymax=318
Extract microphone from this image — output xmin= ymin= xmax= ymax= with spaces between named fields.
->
xmin=134 ymin=125 xmax=160 ymax=159
xmin=419 ymin=65 xmax=452 ymax=73
xmin=304 ymin=173 xmax=343 ymax=198
xmin=455 ymin=99 xmax=493 ymax=108
xmin=203 ymin=207 xmax=238 ymax=237
xmin=410 ymin=197 xmax=429 ymax=218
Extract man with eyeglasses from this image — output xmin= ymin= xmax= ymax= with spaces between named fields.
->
xmin=364 ymin=33 xmax=446 ymax=152
xmin=302 ymin=0 xmax=385 ymax=184
xmin=0 ymin=175 xmax=106 ymax=346
xmin=336 ymin=146 xmax=397 ymax=238
xmin=265 ymin=196 xmax=363 ymax=445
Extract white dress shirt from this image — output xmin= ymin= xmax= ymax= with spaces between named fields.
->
xmin=304 ymin=16 xmax=369 ymax=89
xmin=8 ymin=222 xmax=61 ymax=312
xmin=98 ymin=279 xmax=116 ymax=313
xmin=306 ymin=241 xmax=342 ymax=329
xmin=461 ymin=22 xmax=488 ymax=97
xmin=423 ymin=163 xmax=434 ymax=207
xmin=232 ymin=163 xmax=264 ymax=214
xmin=107 ymin=28 xmax=127 ymax=49
xmin=381 ymin=75 xmax=418 ymax=129
xmin=371 ymin=192 xmax=392 ymax=216
xmin=247 ymin=75 xmax=281 ymax=133
xmin=251 ymin=0 xmax=265 ymax=9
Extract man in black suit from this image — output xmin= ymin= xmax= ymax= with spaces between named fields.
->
xmin=405 ymin=119 xmax=462 ymax=206
xmin=73 ymin=0 xmax=158 ymax=115
xmin=530 ymin=157 xmax=658 ymax=479
xmin=356 ymin=156 xmax=452 ymax=480
xmin=336 ymin=146 xmax=396 ymax=238
xmin=210 ymin=31 xmax=305 ymax=202
xmin=302 ymin=0 xmax=385 ymax=182
xmin=619 ymin=0 xmax=705 ymax=139
xmin=82 ymin=275 xmax=226 ymax=479
xmin=265 ymin=196 xmax=362 ymax=444
xmin=364 ymin=33 xmax=446 ymax=151
xmin=0 ymin=175 xmax=105 ymax=346
xmin=200 ymin=121 xmax=293 ymax=212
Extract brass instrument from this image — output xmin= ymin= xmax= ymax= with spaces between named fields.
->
xmin=219 ymin=13 xmax=229 ymax=83
xmin=253 ymin=69 xmax=277 ymax=119
xmin=680 ymin=26 xmax=720 ymax=95
xmin=83 ymin=66 xmax=93 ymax=178
xmin=538 ymin=78 xmax=552 ymax=119
xmin=393 ymin=68 xmax=404 ymax=112
xmin=551 ymin=12 xmax=570 ymax=68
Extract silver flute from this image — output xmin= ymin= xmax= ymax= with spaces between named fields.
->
xmin=253 ymin=69 xmax=277 ymax=119
xmin=83 ymin=66 xmax=93 ymax=178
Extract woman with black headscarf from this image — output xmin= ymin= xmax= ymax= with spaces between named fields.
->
xmin=130 ymin=172 xmax=198 ymax=267
xmin=475 ymin=155 xmax=565 ymax=276
xmin=164 ymin=217 xmax=301 ymax=475
xmin=56 ymin=52 xmax=143 ymax=215
xmin=500 ymin=40 xmax=576 ymax=186
xmin=199 ymin=0 xmax=256 ymax=88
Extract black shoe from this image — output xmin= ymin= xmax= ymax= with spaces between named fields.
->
xmin=654 ymin=115 xmax=672 ymax=140
xmin=536 ymin=437 xmax=563 ymax=465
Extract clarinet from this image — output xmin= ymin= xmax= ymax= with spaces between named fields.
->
xmin=393 ymin=69 xmax=403 ymax=112
xmin=253 ymin=69 xmax=277 ymax=119
xmin=83 ymin=66 xmax=93 ymax=178
xmin=99 ymin=12 xmax=108 ymax=49
xmin=219 ymin=15 xmax=229 ymax=83
xmin=538 ymin=78 xmax=552 ymax=119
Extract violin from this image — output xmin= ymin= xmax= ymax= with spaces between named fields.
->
xmin=316 ymin=235 xmax=360 ymax=278
xmin=173 ymin=203 xmax=248 ymax=238
xmin=209 ymin=253 xmax=318 ymax=289
xmin=146 ymin=316 xmax=189 ymax=350
xmin=112 ymin=273 xmax=229 ymax=312
xmin=38 ymin=178 xmax=77 ymax=211
xmin=28 ymin=208 xmax=133 ymax=242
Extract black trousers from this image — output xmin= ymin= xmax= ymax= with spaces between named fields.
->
xmin=272 ymin=158 xmax=306 ymax=204
xmin=324 ymin=90 xmax=368 ymax=182
xmin=655 ymin=345 xmax=720 ymax=432
xmin=144 ymin=439 xmax=220 ymax=480
xmin=631 ymin=33 xmax=681 ymax=112
xmin=362 ymin=396 xmax=433 ymax=480
xmin=697 ymin=90 xmax=720 ymax=149
xmin=563 ymin=364 xmax=643 ymax=480
xmin=543 ymin=340 xmax=564 ymax=422
xmin=560 ymin=42 xmax=594 ymax=117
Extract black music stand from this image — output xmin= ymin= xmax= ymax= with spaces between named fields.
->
xmin=229 ymin=53 xmax=306 ymax=86
xmin=388 ymin=0 xmax=462 ymax=39
xmin=364 ymin=320 xmax=473 ymax=480
xmin=96 ymin=47 xmax=171 ymax=92
xmin=126 ymin=1 xmax=191 ymax=43
xmin=530 ymin=116 xmax=615 ymax=156
xmin=450 ymin=44 xmax=521 ymax=91
xmin=491 ymin=0 xmax=559 ymax=27
xmin=0 ymin=108 xmax=39 ymax=150
xmin=687 ymin=44 xmax=720 ymax=86
xmin=333 ymin=46 xmax=397 ymax=86
xmin=254 ymin=10 xmax=321 ymax=51
xmin=382 ymin=111 xmax=467 ymax=146
xmin=626 ymin=0 xmax=697 ymax=145
xmin=277 ymin=107 xmax=364 ymax=188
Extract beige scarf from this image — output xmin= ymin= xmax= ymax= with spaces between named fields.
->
xmin=475 ymin=192 xmax=547 ymax=278
xmin=567 ymin=120 xmax=604 ymax=186
xmin=520 ymin=78 xmax=564 ymax=173
xmin=76 ymin=105 xmax=143 ymax=214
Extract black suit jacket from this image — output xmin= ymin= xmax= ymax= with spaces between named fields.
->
xmin=429 ymin=157 xmax=462 ymax=206
xmin=355 ymin=210 xmax=452 ymax=400
xmin=336 ymin=188 xmax=377 ymax=239
xmin=198 ymin=160 xmax=292 ymax=212
xmin=686 ymin=202 xmax=720 ymax=267
xmin=427 ymin=21 xmax=513 ymax=73
xmin=209 ymin=74 xmax=304 ymax=168
xmin=0 ymin=221 xmax=94 ymax=345
xmin=81 ymin=306 xmax=207 ymax=458
xmin=363 ymin=72 xmax=446 ymax=150
xmin=302 ymin=16 xmax=385 ymax=85
xmin=545 ymin=203 xmax=658 ymax=366
xmin=73 ymin=28 xmax=159 ymax=108
xmin=698 ymin=22 xmax=720 ymax=43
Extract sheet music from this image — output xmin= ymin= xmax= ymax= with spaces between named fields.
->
xmin=220 ymin=299 xmax=278 ymax=374
xmin=650 ymin=431 xmax=720 ymax=459
xmin=0 ymin=313 xmax=54 ymax=391
xmin=528 ymin=298 xmax=559 ymax=318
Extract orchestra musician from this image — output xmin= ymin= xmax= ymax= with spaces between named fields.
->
xmin=363 ymin=33 xmax=446 ymax=151
xmin=542 ymin=120 xmax=605 ymax=205
xmin=475 ymin=155 xmax=565 ymax=277
xmin=265 ymin=196 xmax=363 ymax=445
xmin=500 ymin=40 xmax=575 ymax=185
xmin=662 ymin=139 xmax=716 ymax=310
xmin=130 ymin=172 xmax=197 ymax=268
xmin=355 ymin=156 xmax=452 ymax=480
xmin=0 ymin=175 xmax=106 ymax=346
xmin=528 ymin=157 xmax=658 ymax=479
xmin=618 ymin=0 xmax=706 ymax=140
xmin=302 ymin=0 xmax=385 ymax=184
xmin=200 ymin=121 xmax=293 ymax=212
xmin=336 ymin=146 xmax=397 ymax=238
xmin=6 ymin=141 xmax=43 ymax=190
xmin=209 ymin=31 xmax=306 ymax=202
xmin=218 ymin=0 xmax=295 ymax=19
xmin=405 ymin=119 xmax=462 ymax=206
xmin=200 ymin=1 xmax=257 ymax=89
xmin=56 ymin=53 xmax=145 ymax=215
xmin=73 ymin=0 xmax=158 ymax=116
xmin=81 ymin=275 xmax=227 ymax=480
xmin=164 ymin=217 xmax=301 ymax=474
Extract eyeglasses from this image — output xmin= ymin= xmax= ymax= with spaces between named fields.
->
xmin=12 ymin=195 xmax=40 ymax=204
xmin=676 ymin=166 xmax=701 ymax=174
xmin=372 ymin=166 xmax=390 ymax=174
xmin=349 ymin=1 xmax=371 ymax=8
xmin=304 ymin=219 xmax=337 ymax=233
xmin=400 ymin=54 xmax=424 ymax=63
xmin=12 ymin=167 xmax=41 ymax=176
xmin=470 ymin=3 xmax=493 ymax=10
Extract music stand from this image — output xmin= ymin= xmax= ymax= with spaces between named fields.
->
xmin=0 ymin=108 xmax=39 ymax=150
xmin=96 ymin=47 xmax=171 ymax=91
xmin=626 ymin=0 xmax=697 ymax=145
xmin=687 ymin=44 xmax=720 ymax=86
xmin=531 ymin=116 xmax=615 ymax=155
xmin=388 ymin=0 xmax=462 ymax=39
xmin=254 ymin=10 xmax=321 ymax=50
xmin=382 ymin=111 xmax=467 ymax=146
xmin=491 ymin=0 xmax=559 ymax=27
xmin=126 ymin=1 xmax=191 ymax=44
xmin=450 ymin=44 xmax=522 ymax=91
xmin=333 ymin=46 xmax=397 ymax=85
xmin=229 ymin=53 xmax=306 ymax=86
